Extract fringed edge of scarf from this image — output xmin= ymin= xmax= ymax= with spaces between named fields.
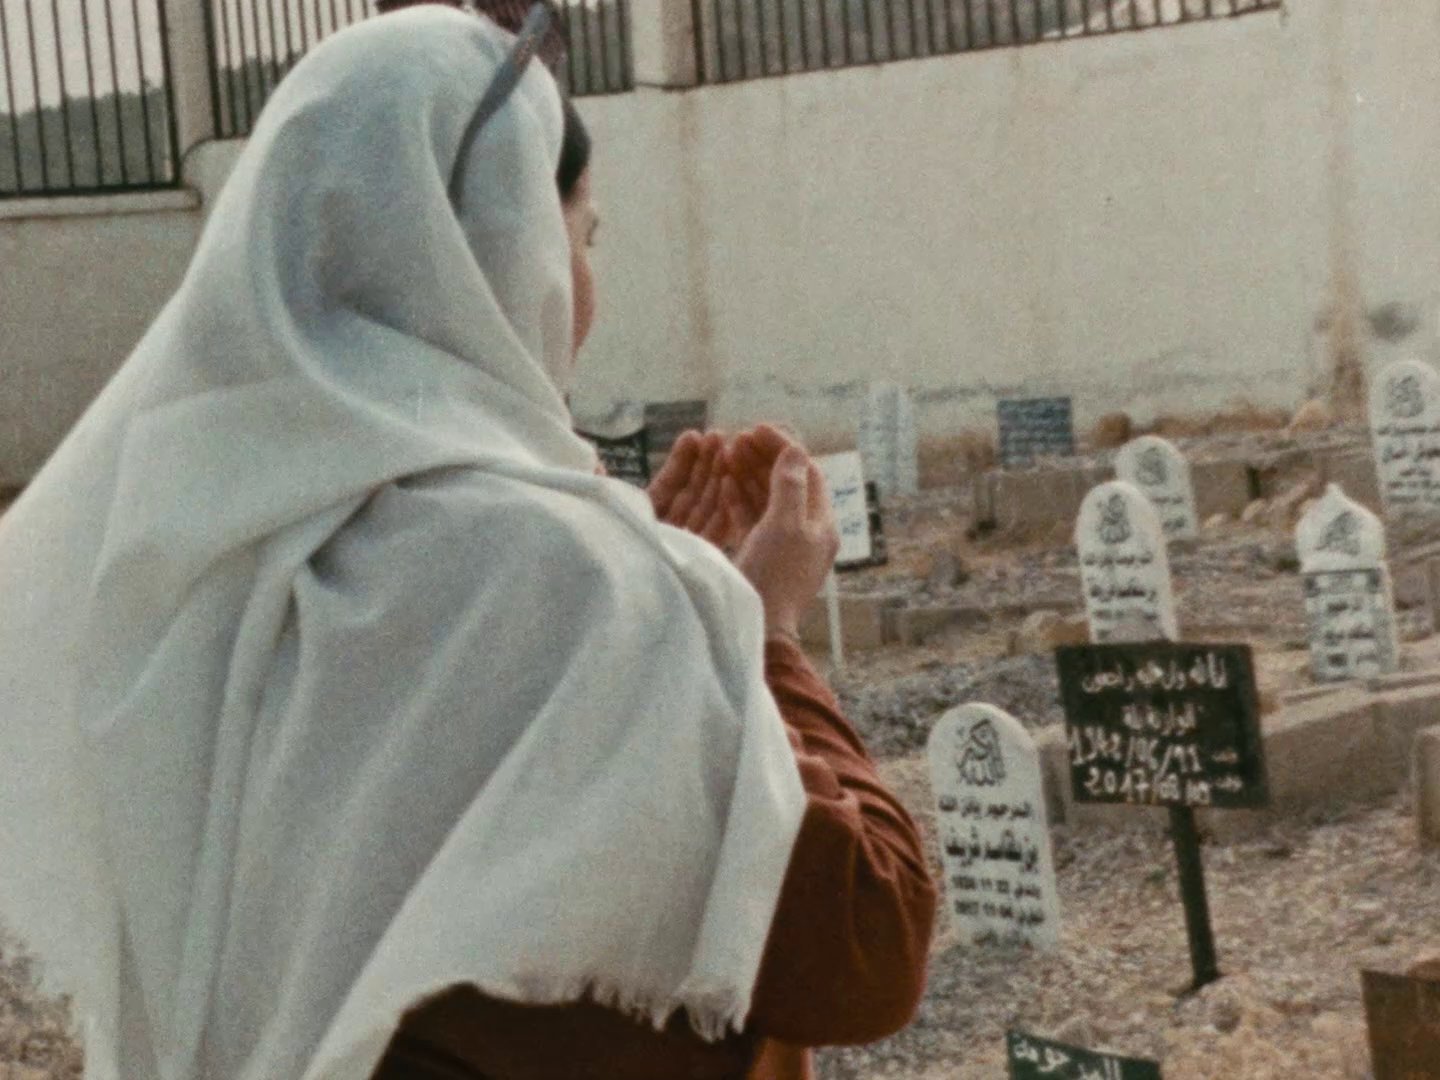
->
xmin=505 ymin=971 xmax=752 ymax=1043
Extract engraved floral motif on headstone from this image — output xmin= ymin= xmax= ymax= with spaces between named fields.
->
xmin=928 ymin=704 xmax=1061 ymax=950
xmin=1372 ymin=360 xmax=1440 ymax=517
xmin=956 ymin=719 xmax=1006 ymax=786
xmin=1115 ymin=435 xmax=1199 ymax=541
xmin=1316 ymin=510 xmax=1362 ymax=558
xmin=1388 ymin=373 xmax=1425 ymax=419
xmin=1297 ymin=485 xmax=1399 ymax=681
xmin=1096 ymin=493 xmax=1132 ymax=545
xmin=1076 ymin=481 xmax=1179 ymax=644
xmin=1136 ymin=446 xmax=1168 ymax=487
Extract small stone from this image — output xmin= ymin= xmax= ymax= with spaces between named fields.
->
xmin=1268 ymin=477 xmax=1321 ymax=528
xmin=1010 ymin=610 xmax=1089 ymax=655
xmin=1050 ymin=1015 xmax=1093 ymax=1048
xmin=1089 ymin=411 xmax=1134 ymax=450
xmin=1203 ymin=513 xmax=1229 ymax=531
xmin=925 ymin=550 xmax=970 ymax=592
xmin=1287 ymin=399 xmax=1335 ymax=435
xmin=1241 ymin=499 xmax=1269 ymax=525
xmin=1408 ymin=952 xmax=1440 ymax=979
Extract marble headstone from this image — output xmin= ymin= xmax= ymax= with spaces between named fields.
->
xmin=1296 ymin=484 xmax=1399 ymax=682
xmin=1076 ymin=481 xmax=1179 ymax=644
xmin=928 ymin=704 xmax=1060 ymax=950
xmin=1115 ymin=435 xmax=1199 ymax=541
xmin=817 ymin=451 xmax=873 ymax=568
xmin=859 ymin=381 xmax=919 ymax=498
xmin=1371 ymin=359 xmax=1440 ymax=516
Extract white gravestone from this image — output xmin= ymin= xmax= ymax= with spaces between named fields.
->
xmin=1297 ymin=484 xmax=1400 ymax=682
xmin=1076 ymin=481 xmax=1179 ymax=644
xmin=1372 ymin=359 xmax=1440 ymax=516
xmin=1115 ymin=435 xmax=1199 ymax=541
xmin=817 ymin=451 xmax=873 ymax=567
xmin=859 ymin=381 xmax=919 ymax=499
xmin=928 ymin=704 xmax=1060 ymax=950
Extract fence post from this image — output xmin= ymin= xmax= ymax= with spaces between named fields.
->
xmin=628 ymin=0 xmax=699 ymax=87
xmin=161 ymin=0 xmax=219 ymax=159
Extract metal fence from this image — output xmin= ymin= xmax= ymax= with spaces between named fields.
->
xmin=0 ymin=0 xmax=179 ymax=196
xmin=694 ymin=0 xmax=1282 ymax=84
xmin=206 ymin=0 xmax=631 ymax=140
xmin=204 ymin=0 xmax=373 ymax=139
xmin=556 ymin=0 xmax=632 ymax=97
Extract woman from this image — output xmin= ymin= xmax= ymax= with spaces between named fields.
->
xmin=0 ymin=8 xmax=933 ymax=1080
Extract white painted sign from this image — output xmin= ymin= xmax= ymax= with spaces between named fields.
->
xmin=817 ymin=451 xmax=873 ymax=567
xmin=859 ymin=381 xmax=919 ymax=498
xmin=1371 ymin=359 xmax=1440 ymax=516
xmin=1075 ymin=481 xmax=1179 ymax=644
xmin=1297 ymin=484 xmax=1400 ymax=681
xmin=928 ymin=704 xmax=1060 ymax=950
xmin=1115 ymin=435 xmax=1199 ymax=541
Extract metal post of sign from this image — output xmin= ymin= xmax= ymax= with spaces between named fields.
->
xmin=825 ymin=571 xmax=844 ymax=671
xmin=1170 ymin=805 xmax=1220 ymax=991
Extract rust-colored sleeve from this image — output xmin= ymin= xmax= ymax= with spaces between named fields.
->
xmin=747 ymin=638 xmax=938 ymax=1047
xmin=379 ymin=639 xmax=936 ymax=1080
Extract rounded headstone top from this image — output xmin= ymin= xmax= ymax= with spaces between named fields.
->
xmin=1296 ymin=483 xmax=1387 ymax=570
xmin=1115 ymin=435 xmax=1187 ymax=488
xmin=1073 ymin=480 xmax=1166 ymax=550
xmin=927 ymin=702 xmax=1034 ymax=762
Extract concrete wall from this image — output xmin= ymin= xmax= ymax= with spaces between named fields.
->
xmin=572 ymin=0 xmax=1440 ymax=442
xmin=0 ymin=192 xmax=201 ymax=484
xmin=5 ymin=0 xmax=1440 ymax=479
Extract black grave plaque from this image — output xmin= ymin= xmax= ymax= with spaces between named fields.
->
xmin=1007 ymin=1031 xmax=1163 ymax=1080
xmin=997 ymin=397 xmax=1077 ymax=469
xmin=577 ymin=427 xmax=652 ymax=488
xmin=1055 ymin=642 xmax=1267 ymax=810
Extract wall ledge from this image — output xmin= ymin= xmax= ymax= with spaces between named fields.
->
xmin=0 ymin=188 xmax=200 ymax=223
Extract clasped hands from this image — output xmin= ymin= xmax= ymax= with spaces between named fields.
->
xmin=644 ymin=425 xmax=840 ymax=639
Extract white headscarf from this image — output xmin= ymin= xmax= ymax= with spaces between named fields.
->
xmin=0 ymin=9 xmax=805 ymax=1079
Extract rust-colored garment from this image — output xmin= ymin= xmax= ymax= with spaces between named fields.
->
xmin=372 ymin=638 xmax=937 ymax=1080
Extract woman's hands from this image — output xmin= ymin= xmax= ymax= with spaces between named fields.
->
xmin=648 ymin=426 xmax=839 ymax=638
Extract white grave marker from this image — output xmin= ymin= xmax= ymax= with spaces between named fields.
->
xmin=1372 ymin=359 xmax=1440 ymax=516
xmin=1076 ymin=481 xmax=1179 ymax=644
xmin=817 ymin=451 xmax=873 ymax=567
xmin=1297 ymin=484 xmax=1400 ymax=682
xmin=928 ymin=704 xmax=1060 ymax=950
xmin=859 ymin=381 xmax=919 ymax=498
xmin=1115 ymin=435 xmax=1199 ymax=541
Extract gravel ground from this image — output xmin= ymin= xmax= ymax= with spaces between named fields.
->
xmin=817 ymin=788 xmax=1435 ymax=1080
xmin=3 ymin=425 xmax=1436 ymax=1079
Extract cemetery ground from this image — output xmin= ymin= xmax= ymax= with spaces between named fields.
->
xmin=2 ymin=424 xmax=1439 ymax=1078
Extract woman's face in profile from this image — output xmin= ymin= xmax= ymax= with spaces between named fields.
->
xmin=563 ymin=167 xmax=599 ymax=357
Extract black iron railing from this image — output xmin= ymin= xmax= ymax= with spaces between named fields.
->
xmin=557 ymin=0 xmax=632 ymax=96
xmin=694 ymin=0 xmax=1282 ymax=84
xmin=206 ymin=0 xmax=631 ymax=141
xmin=203 ymin=0 xmax=374 ymax=140
xmin=0 ymin=0 xmax=179 ymax=196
